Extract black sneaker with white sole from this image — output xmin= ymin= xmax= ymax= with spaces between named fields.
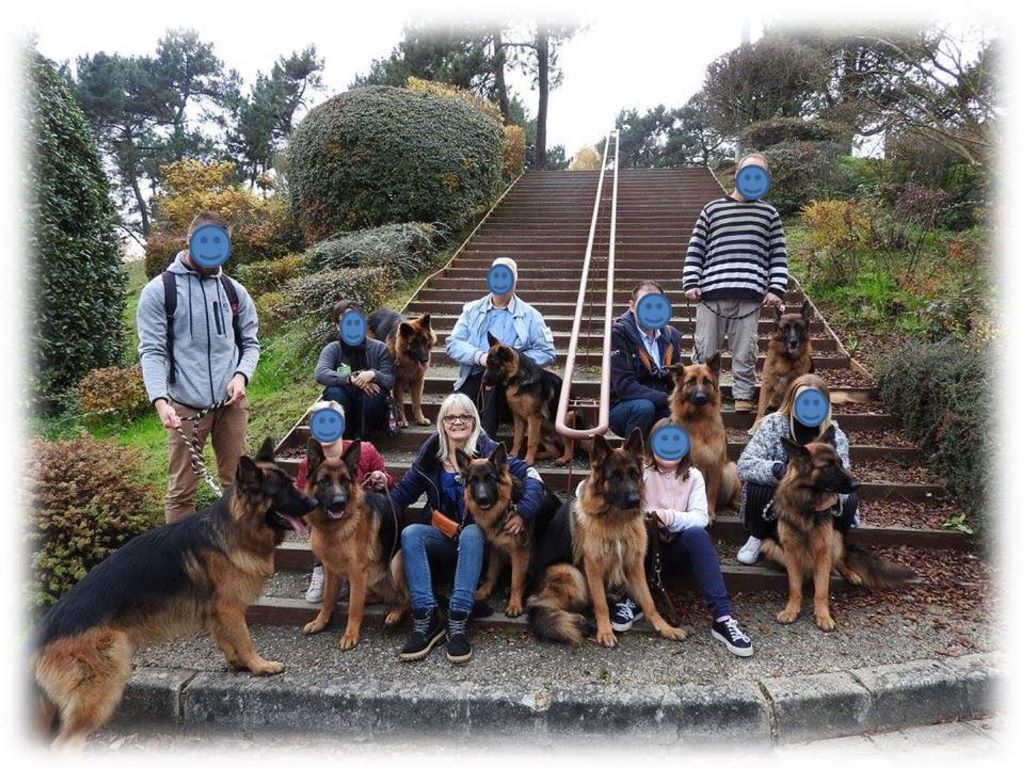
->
xmin=399 ymin=608 xmax=445 ymax=661
xmin=710 ymin=617 xmax=753 ymax=657
xmin=611 ymin=598 xmax=642 ymax=632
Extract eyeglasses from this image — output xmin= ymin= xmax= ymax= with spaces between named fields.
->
xmin=442 ymin=414 xmax=474 ymax=424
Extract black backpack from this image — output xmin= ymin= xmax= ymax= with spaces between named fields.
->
xmin=162 ymin=271 xmax=243 ymax=385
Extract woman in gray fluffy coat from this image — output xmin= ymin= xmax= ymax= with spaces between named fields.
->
xmin=735 ymin=373 xmax=860 ymax=564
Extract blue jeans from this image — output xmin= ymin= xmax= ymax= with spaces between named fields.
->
xmin=323 ymin=384 xmax=387 ymax=439
xmin=400 ymin=523 xmax=485 ymax=614
xmin=610 ymin=398 xmax=668 ymax=439
xmin=659 ymin=526 xmax=731 ymax=620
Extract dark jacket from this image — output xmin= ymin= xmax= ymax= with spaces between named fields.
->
xmin=609 ymin=309 xmax=682 ymax=409
xmin=388 ymin=433 xmax=546 ymax=525
xmin=314 ymin=338 xmax=395 ymax=391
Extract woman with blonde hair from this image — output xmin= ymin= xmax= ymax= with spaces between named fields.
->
xmin=735 ymin=373 xmax=860 ymax=564
xmin=388 ymin=393 xmax=546 ymax=664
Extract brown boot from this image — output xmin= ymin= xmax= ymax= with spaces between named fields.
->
xmin=733 ymin=399 xmax=753 ymax=413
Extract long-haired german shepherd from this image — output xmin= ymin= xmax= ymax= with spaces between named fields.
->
xmin=751 ymin=301 xmax=815 ymax=433
xmin=527 ymin=429 xmax=687 ymax=647
xmin=31 ymin=438 xmax=318 ymax=748
xmin=367 ymin=308 xmax=437 ymax=427
xmin=301 ymin=439 xmax=409 ymax=648
xmin=456 ymin=443 xmax=531 ymax=617
xmin=760 ymin=429 xmax=915 ymax=631
xmin=668 ymin=354 xmax=740 ymax=524
xmin=482 ymin=332 xmax=576 ymax=466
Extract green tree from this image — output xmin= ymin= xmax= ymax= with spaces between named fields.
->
xmin=28 ymin=52 xmax=126 ymax=413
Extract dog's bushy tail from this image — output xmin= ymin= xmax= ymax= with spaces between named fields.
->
xmin=527 ymin=564 xmax=590 ymax=645
xmin=844 ymin=545 xmax=916 ymax=589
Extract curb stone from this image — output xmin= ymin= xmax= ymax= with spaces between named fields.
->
xmin=119 ymin=653 xmax=998 ymax=743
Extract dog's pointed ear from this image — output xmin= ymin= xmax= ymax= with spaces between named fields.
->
xmin=780 ymin=436 xmax=809 ymax=463
xmin=667 ymin=362 xmax=685 ymax=379
xmin=590 ymin=434 xmax=611 ymax=466
xmin=706 ymin=351 xmax=722 ymax=377
xmin=255 ymin=437 xmax=276 ymax=463
xmin=486 ymin=331 xmax=500 ymax=348
xmin=624 ymin=427 xmax=645 ymax=460
xmin=306 ymin=438 xmax=326 ymax=476
xmin=489 ymin=442 xmax=508 ymax=470
xmin=801 ymin=300 xmax=813 ymax=323
xmin=236 ymin=455 xmax=262 ymax=490
xmin=399 ymin=321 xmax=415 ymax=339
xmin=419 ymin=313 xmax=431 ymax=329
xmin=341 ymin=439 xmax=362 ymax=477
xmin=820 ymin=424 xmax=837 ymax=446
xmin=455 ymin=448 xmax=473 ymax=474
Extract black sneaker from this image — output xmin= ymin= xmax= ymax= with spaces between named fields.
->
xmin=611 ymin=597 xmax=642 ymax=632
xmin=711 ymin=617 xmax=753 ymax=657
xmin=446 ymin=609 xmax=473 ymax=664
xmin=398 ymin=608 xmax=445 ymax=661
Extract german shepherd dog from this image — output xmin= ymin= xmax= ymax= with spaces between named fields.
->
xmin=668 ymin=353 xmax=740 ymax=524
xmin=367 ymin=308 xmax=437 ymax=427
xmin=760 ymin=429 xmax=915 ymax=631
xmin=31 ymin=438 xmax=318 ymax=748
xmin=751 ymin=301 xmax=815 ymax=433
xmin=456 ymin=443 xmax=531 ymax=617
xmin=482 ymin=332 xmax=575 ymax=466
xmin=527 ymin=430 xmax=687 ymax=647
xmin=301 ymin=439 xmax=409 ymax=649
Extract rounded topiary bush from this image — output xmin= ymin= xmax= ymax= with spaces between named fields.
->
xmin=27 ymin=436 xmax=159 ymax=608
xmin=287 ymin=86 xmax=504 ymax=241
xmin=28 ymin=52 xmax=126 ymax=413
xmin=76 ymin=364 xmax=149 ymax=419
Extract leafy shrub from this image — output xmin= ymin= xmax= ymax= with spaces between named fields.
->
xmin=568 ymin=146 xmax=602 ymax=171
xmin=405 ymin=76 xmax=503 ymax=122
xmin=29 ymin=53 xmax=126 ymax=414
xmin=254 ymin=291 xmax=287 ymax=336
xmin=503 ymin=124 xmax=526 ymax=180
xmin=305 ymin=223 xmax=439 ymax=281
xmin=943 ymin=163 xmax=988 ymax=230
xmin=144 ymin=160 xmax=303 ymax=277
xmin=234 ymin=253 xmax=308 ymax=297
xmin=275 ymin=267 xmax=391 ymax=353
xmin=741 ymin=117 xmax=852 ymax=151
xmin=76 ymin=364 xmax=148 ymax=419
xmin=27 ymin=437 xmax=159 ymax=607
xmin=761 ymin=140 xmax=847 ymax=215
xmin=799 ymin=200 xmax=872 ymax=285
xmin=876 ymin=339 xmax=992 ymax=540
xmin=287 ymin=86 xmax=504 ymax=241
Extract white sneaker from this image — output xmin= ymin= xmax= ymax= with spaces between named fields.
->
xmin=305 ymin=565 xmax=325 ymax=603
xmin=736 ymin=536 xmax=762 ymax=565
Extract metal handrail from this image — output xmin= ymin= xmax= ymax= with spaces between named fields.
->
xmin=555 ymin=129 xmax=620 ymax=439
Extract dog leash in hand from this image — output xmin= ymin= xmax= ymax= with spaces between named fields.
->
xmin=174 ymin=398 xmax=231 ymax=498
xmin=684 ymin=298 xmax=783 ymax=322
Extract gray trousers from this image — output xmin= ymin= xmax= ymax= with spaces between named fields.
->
xmin=692 ymin=299 xmax=761 ymax=400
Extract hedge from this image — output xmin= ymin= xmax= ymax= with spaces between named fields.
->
xmin=287 ymin=86 xmax=504 ymax=241
xmin=742 ymin=117 xmax=852 ymax=152
xmin=234 ymin=253 xmax=308 ymax=297
xmin=28 ymin=53 xmax=126 ymax=413
xmin=305 ymin=223 xmax=439 ymax=282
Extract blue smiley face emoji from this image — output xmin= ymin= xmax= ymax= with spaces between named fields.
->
xmin=636 ymin=293 xmax=672 ymax=331
xmin=188 ymin=224 xmax=231 ymax=268
xmin=310 ymin=408 xmax=345 ymax=443
xmin=736 ymin=165 xmax=771 ymax=201
xmin=487 ymin=264 xmax=515 ymax=296
xmin=794 ymin=388 xmax=829 ymax=427
xmin=339 ymin=310 xmax=367 ymax=346
xmin=650 ymin=424 xmax=690 ymax=463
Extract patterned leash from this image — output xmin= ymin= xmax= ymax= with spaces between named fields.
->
xmin=684 ymin=297 xmax=778 ymax=322
xmin=175 ymin=398 xmax=231 ymax=498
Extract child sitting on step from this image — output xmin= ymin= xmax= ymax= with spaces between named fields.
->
xmin=294 ymin=400 xmax=396 ymax=604
xmin=610 ymin=417 xmax=754 ymax=657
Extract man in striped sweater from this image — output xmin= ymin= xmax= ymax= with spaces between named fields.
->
xmin=682 ymin=154 xmax=788 ymax=412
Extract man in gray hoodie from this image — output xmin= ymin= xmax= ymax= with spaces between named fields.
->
xmin=136 ymin=212 xmax=261 ymax=523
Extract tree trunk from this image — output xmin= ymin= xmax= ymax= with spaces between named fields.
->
xmin=536 ymin=25 xmax=549 ymax=169
xmin=492 ymin=30 xmax=510 ymax=123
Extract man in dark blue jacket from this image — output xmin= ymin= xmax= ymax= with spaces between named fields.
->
xmin=609 ymin=281 xmax=682 ymax=439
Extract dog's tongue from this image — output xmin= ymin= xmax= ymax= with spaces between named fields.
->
xmin=283 ymin=515 xmax=308 ymax=535
xmin=419 ymin=361 xmax=430 ymax=373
